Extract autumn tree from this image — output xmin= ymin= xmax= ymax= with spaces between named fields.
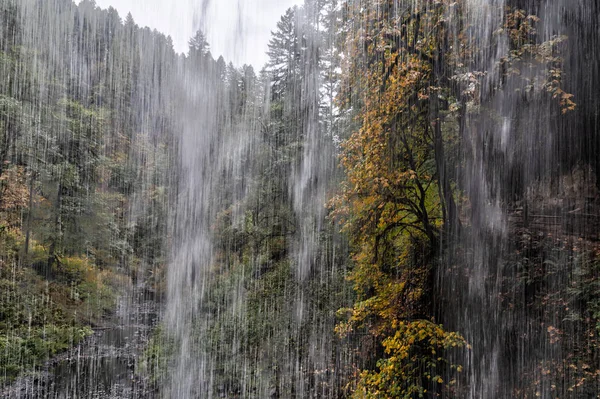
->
xmin=332 ymin=1 xmax=465 ymax=396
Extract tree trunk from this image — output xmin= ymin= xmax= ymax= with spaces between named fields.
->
xmin=432 ymin=24 xmax=461 ymax=240
xmin=47 ymin=181 xmax=63 ymax=274
xmin=24 ymin=172 xmax=35 ymax=255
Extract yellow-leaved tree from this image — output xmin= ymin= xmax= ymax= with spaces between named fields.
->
xmin=331 ymin=1 xmax=466 ymax=397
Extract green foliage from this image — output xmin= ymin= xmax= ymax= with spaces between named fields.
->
xmin=0 ymin=325 xmax=93 ymax=381
xmin=139 ymin=326 xmax=175 ymax=386
xmin=0 ymin=2 xmax=173 ymax=384
xmin=0 ymin=261 xmax=111 ymax=383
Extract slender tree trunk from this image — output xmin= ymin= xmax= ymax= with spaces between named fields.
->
xmin=0 ymin=121 xmax=12 ymax=210
xmin=433 ymin=102 xmax=460 ymax=236
xmin=432 ymin=25 xmax=461 ymax=239
xmin=47 ymin=181 xmax=63 ymax=274
xmin=24 ymin=172 xmax=35 ymax=255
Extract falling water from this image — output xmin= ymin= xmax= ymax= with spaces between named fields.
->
xmin=164 ymin=54 xmax=219 ymax=398
xmin=163 ymin=2 xmax=352 ymax=396
xmin=442 ymin=0 xmax=600 ymax=397
xmin=451 ymin=1 xmax=509 ymax=397
xmin=1 ymin=0 xmax=599 ymax=398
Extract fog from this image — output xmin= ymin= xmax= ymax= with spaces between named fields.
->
xmin=94 ymin=0 xmax=300 ymax=67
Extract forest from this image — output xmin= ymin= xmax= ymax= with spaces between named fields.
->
xmin=0 ymin=0 xmax=598 ymax=398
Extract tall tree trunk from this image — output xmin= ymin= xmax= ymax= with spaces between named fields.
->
xmin=432 ymin=24 xmax=460 ymax=240
xmin=24 ymin=172 xmax=35 ymax=255
xmin=0 ymin=120 xmax=13 ymax=209
xmin=432 ymin=100 xmax=460 ymax=236
xmin=47 ymin=181 xmax=63 ymax=275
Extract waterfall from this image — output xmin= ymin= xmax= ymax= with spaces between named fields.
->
xmin=1 ymin=0 xmax=598 ymax=397
xmin=165 ymin=58 xmax=218 ymax=398
xmin=441 ymin=0 xmax=600 ymax=397
xmin=161 ymin=2 xmax=353 ymax=396
xmin=453 ymin=2 xmax=509 ymax=397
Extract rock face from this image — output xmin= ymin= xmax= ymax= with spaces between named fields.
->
xmin=3 ymin=290 xmax=158 ymax=399
xmin=438 ymin=1 xmax=600 ymax=397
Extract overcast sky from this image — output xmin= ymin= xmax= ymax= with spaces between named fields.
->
xmin=94 ymin=0 xmax=300 ymax=67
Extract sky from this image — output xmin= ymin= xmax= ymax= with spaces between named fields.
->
xmin=94 ymin=0 xmax=300 ymax=68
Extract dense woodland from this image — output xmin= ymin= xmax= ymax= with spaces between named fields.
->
xmin=0 ymin=0 xmax=598 ymax=398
